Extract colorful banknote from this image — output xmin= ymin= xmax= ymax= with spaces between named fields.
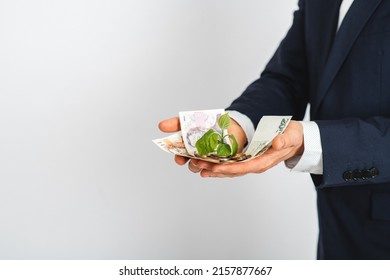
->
xmin=179 ymin=109 xmax=225 ymax=156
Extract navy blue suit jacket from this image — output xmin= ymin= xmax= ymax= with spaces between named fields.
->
xmin=227 ymin=0 xmax=390 ymax=259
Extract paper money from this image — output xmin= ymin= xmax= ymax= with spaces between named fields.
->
xmin=179 ymin=109 xmax=225 ymax=156
xmin=245 ymin=115 xmax=291 ymax=158
xmin=152 ymin=132 xmax=190 ymax=158
xmin=153 ymin=110 xmax=292 ymax=164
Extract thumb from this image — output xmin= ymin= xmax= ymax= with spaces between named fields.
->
xmin=158 ymin=116 xmax=181 ymax=133
xmin=272 ymin=120 xmax=303 ymax=150
xmin=273 ymin=120 xmax=304 ymax=153
xmin=272 ymin=134 xmax=287 ymax=150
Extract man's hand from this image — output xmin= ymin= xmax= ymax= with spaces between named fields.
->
xmin=187 ymin=121 xmax=304 ymax=177
xmin=158 ymin=117 xmax=303 ymax=177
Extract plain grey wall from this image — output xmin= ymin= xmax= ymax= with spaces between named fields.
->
xmin=0 ymin=0 xmax=318 ymax=259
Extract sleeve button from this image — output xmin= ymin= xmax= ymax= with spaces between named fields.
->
xmin=343 ymin=170 xmax=353 ymax=181
xmin=352 ymin=169 xmax=362 ymax=180
xmin=361 ymin=169 xmax=371 ymax=180
xmin=369 ymin=167 xmax=379 ymax=178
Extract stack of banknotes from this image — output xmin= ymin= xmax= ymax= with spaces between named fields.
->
xmin=153 ymin=109 xmax=291 ymax=164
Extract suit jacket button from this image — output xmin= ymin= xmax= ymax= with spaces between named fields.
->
xmin=343 ymin=170 xmax=353 ymax=181
xmin=361 ymin=169 xmax=371 ymax=180
xmin=370 ymin=168 xmax=379 ymax=178
xmin=352 ymin=169 xmax=362 ymax=180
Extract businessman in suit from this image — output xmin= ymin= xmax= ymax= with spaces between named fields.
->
xmin=159 ymin=0 xmax=390 ymax=259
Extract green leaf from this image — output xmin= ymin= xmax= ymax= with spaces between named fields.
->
xmin=196 ymin=129 xmax=219 ymax=156
xmin=195 ymin=113 xmax=237 ymax=157
xmin=228 ymin=134 xmax=238 ymax=156
xmin=209 ymin=133 xmax=219 ymax=151
xmin=217 ymin=113 xmax=231 ymax=130
xmin=216 ymin=143 xmax=231 ymax=157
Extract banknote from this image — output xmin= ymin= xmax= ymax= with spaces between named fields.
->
xmin=153 ymin=111 xmax=292 ymax=164
xmin=245 ymin=115 xmax=291 ymax=158
xmin=179 ymin=109 xmax=225 ymax=156
xmin=152 ymin=132 xmax=190 ymax=157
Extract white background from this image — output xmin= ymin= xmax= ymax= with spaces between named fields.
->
xmin=0 ymin=0 xmax=318 ymax=259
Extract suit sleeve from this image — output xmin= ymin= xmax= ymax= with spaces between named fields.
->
xmin=313 ymin=118 xmax=390 ymax=188
xmin=226 ymin=0 xmax=309 ymax=128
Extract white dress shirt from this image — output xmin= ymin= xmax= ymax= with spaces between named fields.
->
xmin=228 ymin=0 xmax=355 ymax=175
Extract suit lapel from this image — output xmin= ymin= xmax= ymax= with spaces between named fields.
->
xmin=311 ymin=0 xmax=383 ymax=116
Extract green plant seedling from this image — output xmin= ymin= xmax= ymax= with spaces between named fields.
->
xmin=195 ymin=113 xmax=238 ymax=157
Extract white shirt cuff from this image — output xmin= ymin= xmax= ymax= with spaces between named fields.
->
xmin=285 ymin=121 xmax=323 ymax=174
xmin=226 ymin=110 xmax=255 ymax=146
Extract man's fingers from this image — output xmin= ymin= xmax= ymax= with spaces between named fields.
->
xmin=200 ymin=169 xmax=241 ymax=178
xmin=175 ymin=155 xmax=189 ymax=165
xmin=188 ymin=160 xmax=203 ymax=173
xmin=192 ymin=159 xmax=215 ymax=171
xmin=212 ymin=160 xmax=260 ymax=175
xmin=158 ymin=117 xmax=180 ymax=133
